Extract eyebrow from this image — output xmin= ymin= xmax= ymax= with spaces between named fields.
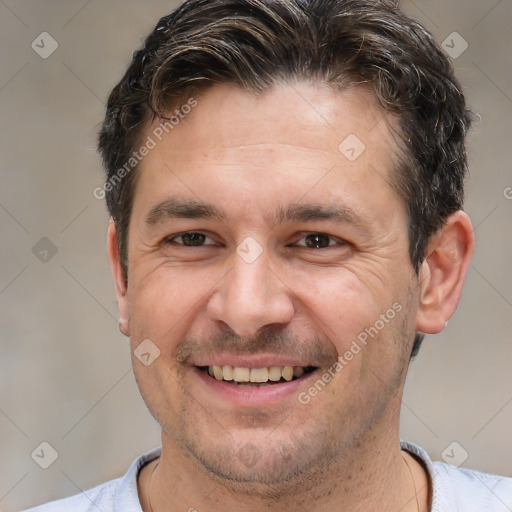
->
xmin=145 ymin=198 xmax=226 ymax=225
xmin=272 ymin=203 xmax=372 ymax=229
xmin=145 ymin=197 xmax=372 ymax=230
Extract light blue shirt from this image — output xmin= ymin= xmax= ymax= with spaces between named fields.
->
xmin=21 ymin=441 xmax=512 ymax=511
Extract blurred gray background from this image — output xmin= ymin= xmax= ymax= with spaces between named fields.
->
xmin=0 ymin=1 xmax=511 ymax=510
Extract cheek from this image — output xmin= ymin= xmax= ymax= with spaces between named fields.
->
xmin=295 ymin=265 xmax=396 ymax=345
xmin=127 ymin=264 xmax=212 ymax=345
xmin=295 ymin=263 xmax=414 ymax=387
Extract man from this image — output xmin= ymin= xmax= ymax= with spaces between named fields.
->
xmin=24 ymin=0 xmax=512 ymax=511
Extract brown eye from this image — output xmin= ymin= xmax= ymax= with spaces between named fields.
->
xmin=295 ymin=233 xmax=339 ymax=248
xmin=168 ymin=232 xmax=213 ymax=246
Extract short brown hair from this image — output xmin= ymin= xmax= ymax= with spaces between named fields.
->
xmin=98 ymin=0 xmax=473 ymax=357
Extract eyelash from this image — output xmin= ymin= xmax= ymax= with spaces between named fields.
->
xmin=165 ymin=232 xmax=346 ymax=249
xmin=165 ymin=232 xmax=217 ymax=247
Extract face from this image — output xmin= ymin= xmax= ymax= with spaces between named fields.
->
xmin=114 ymin=82 xmax=421 ymax=487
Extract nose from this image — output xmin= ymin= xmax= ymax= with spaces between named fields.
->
xmin=206 ymin=248 xmax=295 ymax=338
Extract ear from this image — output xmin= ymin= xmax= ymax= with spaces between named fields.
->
xmin=107 ymin=219 xmax=130 ymax=337
xmin=415 ymin=210 xmax=475 ymax=334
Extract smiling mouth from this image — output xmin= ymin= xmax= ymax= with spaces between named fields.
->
xmin=197 ymin=365 xmax=317 ymax=386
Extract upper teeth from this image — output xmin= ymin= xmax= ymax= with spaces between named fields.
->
xmin=208 ymin=365 xmax=305 ymax=383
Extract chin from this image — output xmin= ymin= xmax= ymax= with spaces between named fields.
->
xmin=166 ymin=423 xmax=341 ymax=496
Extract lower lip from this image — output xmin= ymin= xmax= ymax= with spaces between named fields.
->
xmin=192 ymin=367 xmax=315 ymax=406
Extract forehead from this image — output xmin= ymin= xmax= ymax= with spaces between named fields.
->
xmin=134 ymin=82 xmax=404 ymax=226
xmin=151 ymin=82 xmax=398 ymax=158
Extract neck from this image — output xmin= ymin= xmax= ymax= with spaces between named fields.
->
xmin=139 ymin=422 xmax=430 ymax=512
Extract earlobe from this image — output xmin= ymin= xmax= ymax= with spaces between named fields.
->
xmin=107 ymin=219 xmax=130 ymax=337
xmin=415 ymin=211 xmax=475 ymax=335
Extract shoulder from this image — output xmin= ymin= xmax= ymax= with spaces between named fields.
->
xmin=20 ymin=446 xmax=161 ymax=512
xmin=432 ymin=461 xmax=512 ymax=511
xmin=401 ymin=440 xmax=512 ymax=512
xmin=19 ymin=478 xmax=119 ymax=512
